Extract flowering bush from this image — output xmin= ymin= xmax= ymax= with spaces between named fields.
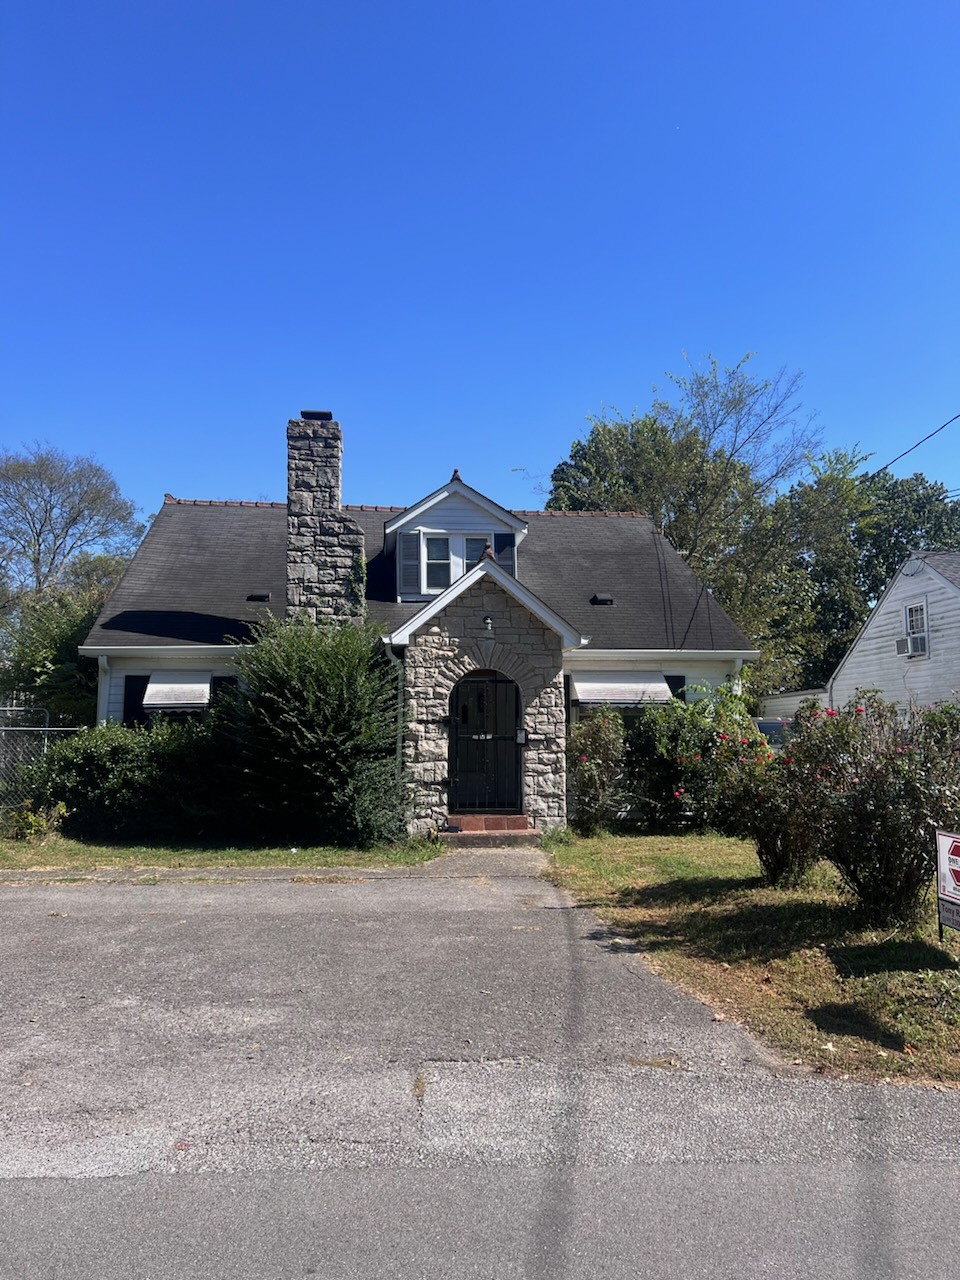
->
xmin=721 ymin=747 xmax=819 ymax=887
xmin=567 ymin=706 xmax=625 ymax=835
xmin=785 ymin=695 xmax=960 ymax=923
xmin=622 ymin=685 xmax=765 ymax=832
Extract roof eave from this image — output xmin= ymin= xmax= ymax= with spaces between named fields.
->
xmin=383 ymin=479 xmax=527 ymax=535
xmin=383 ymin=560 xmax=584 ymax=649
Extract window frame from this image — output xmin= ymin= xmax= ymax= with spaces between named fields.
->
xmin=398 ymin=529 xmax=497 ymax=599
xmin=903 ymin=599 xmax=929 ymax=657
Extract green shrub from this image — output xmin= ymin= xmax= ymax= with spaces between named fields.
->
xmin=722 ymin=749 xmax=820 ymax=887
xmin=217 ymin=615 xmax=405 ymax=846
xmin=567 ymin=706 xmax=625 ymax=835
xmin=25 ymin=718 xmax=220 ymax=840
xmin=0 ymin=798 xmax=65 ymax=841
xmin=622 ymin=685 xmax=764 ymax=832
xmin=785 ymin=695 xmax=960 ymax=924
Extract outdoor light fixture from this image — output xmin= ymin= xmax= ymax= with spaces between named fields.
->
xmin=483 ymin=615 xmax=493 ymax=632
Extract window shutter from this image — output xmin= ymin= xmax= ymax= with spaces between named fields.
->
xmin=398 ymin=532 xmax=420 ymax=596
xmin=494 ymin=532 xmax=515 ymax=575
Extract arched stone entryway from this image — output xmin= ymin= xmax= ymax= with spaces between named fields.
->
xmin=448 ymin=671 xmax=521 ymax=812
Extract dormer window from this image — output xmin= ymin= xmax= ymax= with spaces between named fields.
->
xmin=397 ymin=531 xmax=515 ymax=599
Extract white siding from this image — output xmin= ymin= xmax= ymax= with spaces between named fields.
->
xmin=101 ymin=652 xmax=237 ymax=723
xmin=830 ymin=560 xmax=960 ymax=707
xmin=759 ymin=689 xmax=827 ymax=718
xmin=395 ymin=494 xmax=513 ymax=537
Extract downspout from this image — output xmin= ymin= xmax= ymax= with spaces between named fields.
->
xmin=383 ymin=642 xmax=405 ymax=782
xmin=97 ymin=655 xmax=110 ymax=725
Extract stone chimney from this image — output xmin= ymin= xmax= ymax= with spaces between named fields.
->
xmin=286 ymin=412 xmax=365 ymax=622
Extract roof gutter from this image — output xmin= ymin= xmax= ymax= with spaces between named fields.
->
xmin=79 ymin=644 xmax=250 ymax=658
xmin=563 ymin=648 xmax=761 ymax=664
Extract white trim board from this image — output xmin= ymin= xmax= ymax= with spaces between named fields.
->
xmin=383 ymin=559 xmax=585 ymax=649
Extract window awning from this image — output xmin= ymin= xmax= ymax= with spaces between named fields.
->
xmin=142 ymin=672 xmax=212 ymax=710
xmin=570 ymin=671 xmax=672 ymax=704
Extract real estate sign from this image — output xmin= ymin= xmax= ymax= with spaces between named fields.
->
xmin=936 ymin=830 xmax=960 ymax=935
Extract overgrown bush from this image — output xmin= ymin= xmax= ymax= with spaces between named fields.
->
xmin=783 ymin=695 xmax=960 ymax=924
xmin=622 ymin=685 xmax=765 ymax=832
xmin=23 ymin=617 xmax=407 ymax=847
xmin=722 ymin=748 xmax=820 ymax=887
xmin=567 ymin=706 xmax=625 ymax=835
xmin=25 ymin=718 xmax=219 ymax=840
xmin=216 ymin=615 xmax=405 ymax=846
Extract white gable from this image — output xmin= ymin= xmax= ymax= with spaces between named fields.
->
xmin=393 ymin=491 xmax=516 ymax=537
xmin=829 ymin=557 xmax=960 ymax=707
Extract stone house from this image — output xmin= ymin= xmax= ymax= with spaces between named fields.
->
xmin=81 ymin=412 xmax=758 ymax=832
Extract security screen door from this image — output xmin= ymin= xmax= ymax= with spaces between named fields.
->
xmin=449 ymin=672 xmax=520 ymax=811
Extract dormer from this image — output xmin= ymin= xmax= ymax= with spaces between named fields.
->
xmin=383 ymin=469 xmax=528 ymax=602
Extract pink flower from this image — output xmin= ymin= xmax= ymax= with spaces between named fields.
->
xmin=783 ymin=756 xmax=793 ymax=764
xmin=693 ymin=753 xmax=701 ymax=761
xmin=855 ymin=706 xmax=865 ymax=714
xmin=718 ymin=732 xmax=729 ymax=741
xmin=673 ymin=788 xmax=685 ymax=797
xmin=741 ymin=738 xmax=750 ymax=745
xmin=580 ymin=755 xmax=588 ymax=762
xmin=826 ymin=708 xmax=838 ymax=717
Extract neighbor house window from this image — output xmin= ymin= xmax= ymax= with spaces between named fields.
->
xmin=904 ymin=601 xmax=929 ymax=656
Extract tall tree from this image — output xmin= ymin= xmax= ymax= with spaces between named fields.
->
xmin=0 ymin=445 xmax=143 ymax=598
xmin=547 ymin=356 xmax=820 ymax=690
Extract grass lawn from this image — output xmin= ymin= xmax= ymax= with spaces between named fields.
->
xmin=546 ymin=831 xmax=960 ymax=1086
xmin=0 ymin=833 xmax=440 ymax=874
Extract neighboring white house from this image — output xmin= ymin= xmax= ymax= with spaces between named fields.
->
xmin=826 ymin=552 xmax=960 ymax=708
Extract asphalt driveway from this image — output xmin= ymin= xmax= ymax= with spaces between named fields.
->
xmin=2 ymin=847 xmax=959 ymax=1278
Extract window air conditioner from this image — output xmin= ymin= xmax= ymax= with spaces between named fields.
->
xmin=898 ymin=634 xmax=927 ymax=656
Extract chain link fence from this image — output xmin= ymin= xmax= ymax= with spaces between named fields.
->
xmin=0 ymin=709 xmax=80 ymax=808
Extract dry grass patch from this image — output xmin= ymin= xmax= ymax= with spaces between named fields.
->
xmin=547 ymin=832 xmax=960 ymax=1085
xmin=0 ymin=832 xmax=440 ymax=874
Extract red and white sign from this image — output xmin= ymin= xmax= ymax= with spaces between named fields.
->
xmin=936 ymin=831 xmax=960 ymax=933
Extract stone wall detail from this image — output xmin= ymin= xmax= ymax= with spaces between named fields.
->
xmin=403 ymin=576 xmax=567 ymax=832
xmin=286 ymin=416 xmax=365 ymax=622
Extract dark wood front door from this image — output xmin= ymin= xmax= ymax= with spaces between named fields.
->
xmin=449 ymin=672 xmax=520 ymax=812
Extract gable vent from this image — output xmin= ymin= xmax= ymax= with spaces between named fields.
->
xmin=247 ymin=591 xmax=272 ymax=602
xmin=591 ymin=593 xmax=615 ymax=606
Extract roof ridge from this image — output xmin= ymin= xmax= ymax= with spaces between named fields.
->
xmin=514 ymin=509 xmax=650 ymax=518
xmin=343 ymin=504 xmax=407 ymax=512
xmin=163 ymin=494 xmax=286 ymax=508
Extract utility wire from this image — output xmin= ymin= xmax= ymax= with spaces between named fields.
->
xmin=872 ymin=411 xmax=960 ymax=474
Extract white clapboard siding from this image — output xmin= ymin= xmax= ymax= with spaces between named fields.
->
xmin=759 ymin=689 xmax=828 ymax=718
xmin=830 ymin=559 xmax=960 ymax=707
xmin=395 ymin=494 xmax=513 ymax=536
xmin=103 ymin=653 xmax=237 ymax=723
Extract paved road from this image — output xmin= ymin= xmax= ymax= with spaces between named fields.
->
xmin=1 ymin=848 xmax=959 ymax=1278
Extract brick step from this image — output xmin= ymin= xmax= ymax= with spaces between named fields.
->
xmin=439 ymin=830 xmax=543 ymax=849
xmin=447 ymin=814 xmax=532 ymax=833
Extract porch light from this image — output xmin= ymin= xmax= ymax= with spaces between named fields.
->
xmin=482 ymin=615 xmax=493 ymax=632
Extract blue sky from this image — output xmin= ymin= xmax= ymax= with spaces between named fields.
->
xmin=2 ymin=1 xmax=958 ymax=520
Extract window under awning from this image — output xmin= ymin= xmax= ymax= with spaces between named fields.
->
xmin=570 ymin=671 xmax=672 ymax=704
xmin=142 ymin=672 xmax=212 ymax=710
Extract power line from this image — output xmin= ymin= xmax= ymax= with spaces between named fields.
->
xmin=873 ymin=411 xmax=960 ymax=474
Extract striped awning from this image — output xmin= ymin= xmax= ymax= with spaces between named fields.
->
xmin=570 ymin=671 xmax=672 ymax=704
xmin=142 ymin=672 xmax=212 ymax=710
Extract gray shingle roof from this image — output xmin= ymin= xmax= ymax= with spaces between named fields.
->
xmin=84 ymin=498 xmax=753 ymax=652
xmin=925 ymin=552 xmax=960 ymax=590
